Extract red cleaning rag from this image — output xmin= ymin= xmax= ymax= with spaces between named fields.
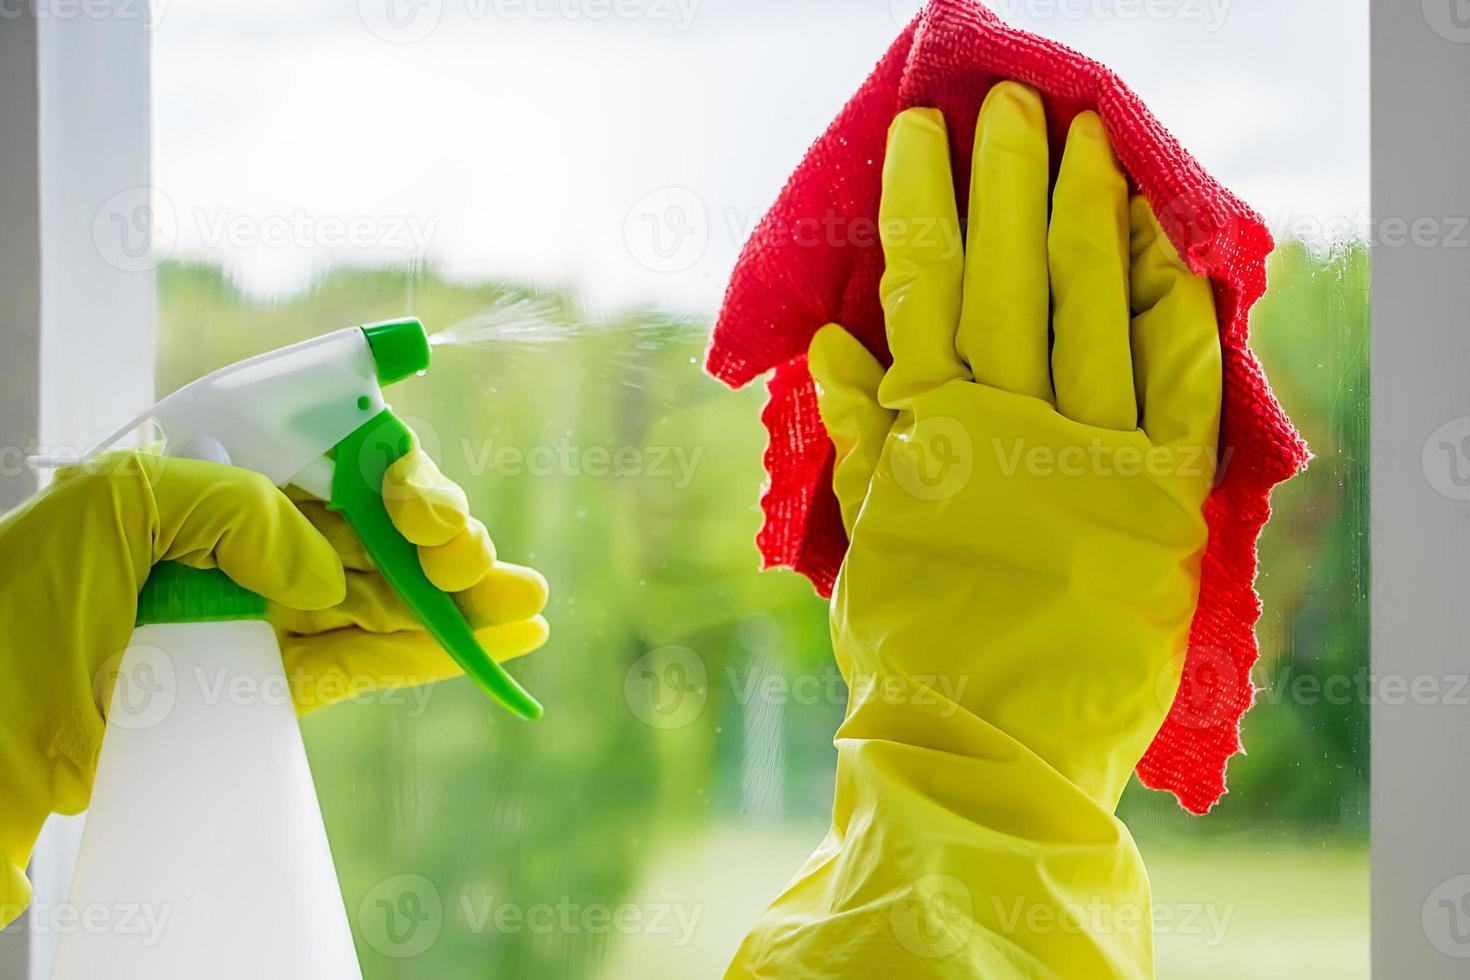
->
xmin=705 ymin=0 xmax=1310 ymax=814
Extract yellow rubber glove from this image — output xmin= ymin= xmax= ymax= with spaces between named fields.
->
xmin=727 ymin=83 xmax=1220 ymax=979
xmin=0 ymin=446 xmax=549 ymax=928
xmin=277 ymin=450 xmax=550 ymax=713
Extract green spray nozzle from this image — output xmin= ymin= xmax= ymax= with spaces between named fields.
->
xmin=326 ymin=319 xmax=544 ymax=720
xmin=362 ymin=319 xmax=432 ymax=385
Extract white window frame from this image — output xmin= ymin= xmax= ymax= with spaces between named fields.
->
xmin=0 ymin=4 xmax=152 ymax=978
xmin=1370 ymin=2 xmax=1470 ymax=975
xmin=0 ymin=1 xmax=1462 ymax=976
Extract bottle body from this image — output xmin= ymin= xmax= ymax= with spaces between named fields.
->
xmin=50 ymin=620 xmax=362 ymax=980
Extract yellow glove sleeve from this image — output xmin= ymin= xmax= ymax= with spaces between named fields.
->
xmin=0 ymin=451 xmax=343 ymax=927
xmin=728 ymin=83 xmax=1220 ymax=980
xmin=0 ymin=445 xmax=549 ymax=928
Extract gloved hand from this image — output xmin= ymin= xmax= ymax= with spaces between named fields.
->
xmin=0 ymin=445 xmax=549 ymax=927
xmin=728 ymin=82 xmax=1220 ymax=979
xmin=277 ymin=450 xmax=550 ymax=713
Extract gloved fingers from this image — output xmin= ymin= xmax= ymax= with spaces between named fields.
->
xmin=382 ymin=448 xmax=469 ymax=547
xmin=274 ymin=561 xmax=547 ymax=635
xmin=810 ymin=323 xmax=895 ymax=537
xmin=297 ymin=460 xmax=498 ymax=588
xmin=483 ymin=615 xmax=552 ymax=662
xmin=1129 ymin=196 xmax=1223 ymax=454
xmin=273 ymin=570 xmax=416 ymax=635
xmin=1048 ymin=111 xmax=1138 ymax=431
xmin=144 ymin=456 xmax=346 ymax=610
xmin=291 ymin=499 xmax=375 ymax=572
xmin=282 ymin=616 xmax=550 ymax=716
xmin=417 ymin=517 xmax=496 ymax=593
xmin=456 ymin=562 xmax=552 ymax=628
xmin=283 ymin=630 xmax=459 ymax=716
xmin=876 ymin=107 xmax=969 ymax=408
xmin=282 ymin=483 xmax=322 ymax=504
xmin=957 ymin=81 xmax=1055 ymax=404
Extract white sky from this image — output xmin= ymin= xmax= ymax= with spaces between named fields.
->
xmin=152 ymin=0 xmax=1369 ymax=313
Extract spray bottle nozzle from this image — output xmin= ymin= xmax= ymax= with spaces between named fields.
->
xmin=105 ymin=317 xmax=543 ymax=720
xmin=362 ymin=318 xmax=432 ymax=385
xmin=329 ymin=318 xmax=544 ymax=720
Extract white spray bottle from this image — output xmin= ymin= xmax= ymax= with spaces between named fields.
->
xmin=45 ymin=319 xmax=541 ymax=980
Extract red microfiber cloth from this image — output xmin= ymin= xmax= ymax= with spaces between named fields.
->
xmin=705 ymin=0 xmax=1309 ymax=814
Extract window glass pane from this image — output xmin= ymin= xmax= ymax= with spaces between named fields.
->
xmin=153 ymin=2 xmax=1368 ymax=976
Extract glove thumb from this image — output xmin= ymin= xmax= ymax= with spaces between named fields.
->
xmin=809 ymin=324 xmax=895 ymax=538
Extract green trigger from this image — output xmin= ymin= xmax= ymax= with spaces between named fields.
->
xmin=328 ymin=409 xmax=544 ymax=720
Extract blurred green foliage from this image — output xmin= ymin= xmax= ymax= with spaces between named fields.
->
xmin=156 ymin=239 xmax=1368 ymax=976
